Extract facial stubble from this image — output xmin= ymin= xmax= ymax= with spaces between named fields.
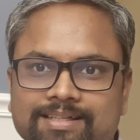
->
xmin=27 ymin=102 xmax=94 ymax=140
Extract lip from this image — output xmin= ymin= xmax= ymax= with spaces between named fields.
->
xmin=44 ymin=118 xmax=84 ymax=130
xmin=40 ymin=111 xmax=84 ymax=130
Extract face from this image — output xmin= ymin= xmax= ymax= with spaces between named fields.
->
xmin=8 ymin=4 xmax=132 ymax=140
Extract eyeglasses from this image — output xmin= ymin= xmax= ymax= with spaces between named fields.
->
xmin=11 ymin=58 xmax=125 ymax=91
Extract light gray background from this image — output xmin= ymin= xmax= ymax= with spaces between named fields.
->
xmin=0 ymin=0 xmax=20 ymax=93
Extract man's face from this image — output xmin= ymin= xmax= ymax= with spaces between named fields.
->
xmin=8 ymin=4 xmax=132 ymax=140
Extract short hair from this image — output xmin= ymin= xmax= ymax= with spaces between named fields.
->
xmin=6 ymin=0 xmax=135 ymax=70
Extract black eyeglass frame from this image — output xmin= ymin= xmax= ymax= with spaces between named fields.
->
xmin=11 ymin=58 xmax=126 ymax=91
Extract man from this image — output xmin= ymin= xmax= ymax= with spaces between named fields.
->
xmin=6 ymin=0 xmax=135 ymax=140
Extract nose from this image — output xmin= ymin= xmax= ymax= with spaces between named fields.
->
xmin=46 ymin=70 xmax=81 ymax=102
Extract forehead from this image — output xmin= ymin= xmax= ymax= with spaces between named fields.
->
xmin=14 ymin=3 xmax=122 ymax=62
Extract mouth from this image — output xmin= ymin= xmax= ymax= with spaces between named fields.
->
xmin=42 ymin=112 xmax=81 ymax=120
xmin=40 ymin=111 xmax=84 ymax=130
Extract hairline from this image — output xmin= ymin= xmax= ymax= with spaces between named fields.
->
xmin=6 ymin=0 xmax=135 ymax=71
xmin=8 ymin=1 xmax=113 ymax=62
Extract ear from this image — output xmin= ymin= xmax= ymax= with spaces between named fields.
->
xmin=7 ymin=67 xmax=12 ymax=112
xmin=7 ymin=67 xmax=13 ymax=92
xmin=121 ymin=69 xmax=132 ymax=116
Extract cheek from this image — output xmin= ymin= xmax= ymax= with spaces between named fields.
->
xmin=10 ymin=85 xmax=32 ymax=138
xmin=10 ymin=72 xmax=43 ymax=138
xmin=83 ymin=91 xmax=123 ymax=119
xmin=81 ymin=78 xmax=124 ymax=134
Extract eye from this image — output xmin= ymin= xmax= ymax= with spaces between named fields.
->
xmin=82 ymin=65 xmax=99 ymax=75
xmin=33 ymin=63 xmax=50 ymax=73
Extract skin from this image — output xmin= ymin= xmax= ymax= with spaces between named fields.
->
xmin=8 ymin=3 xmax=132 ymax=140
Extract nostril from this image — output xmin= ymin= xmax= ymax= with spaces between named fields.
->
xmin=45 ymin=82 xmax=81 ymax=102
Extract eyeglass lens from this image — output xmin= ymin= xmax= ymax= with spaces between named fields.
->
xmin=16 ymin=59 xmax=115 ymax=90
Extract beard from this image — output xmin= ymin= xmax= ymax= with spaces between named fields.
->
xmin=27 ymin=101 xmax=94 ymax=140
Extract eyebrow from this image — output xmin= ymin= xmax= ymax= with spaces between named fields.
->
xmin=23 ymin=51 xmax=110 ymax=61
xmin=23 ymin=51 xmax=52 ymax=58
xmin=76 ymin=55 xmax=110 ymax=61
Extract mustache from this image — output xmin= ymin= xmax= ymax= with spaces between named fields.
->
xmin=30 ymin=101 xmax=93 ymax=123
xmin=28 ymin=102 xmax=94 ymax=140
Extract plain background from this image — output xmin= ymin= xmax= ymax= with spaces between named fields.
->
xmin=0 ymin=0 xmax=21 ymax=93
xmin=0 ymin=0 xmax=139 ymax=140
